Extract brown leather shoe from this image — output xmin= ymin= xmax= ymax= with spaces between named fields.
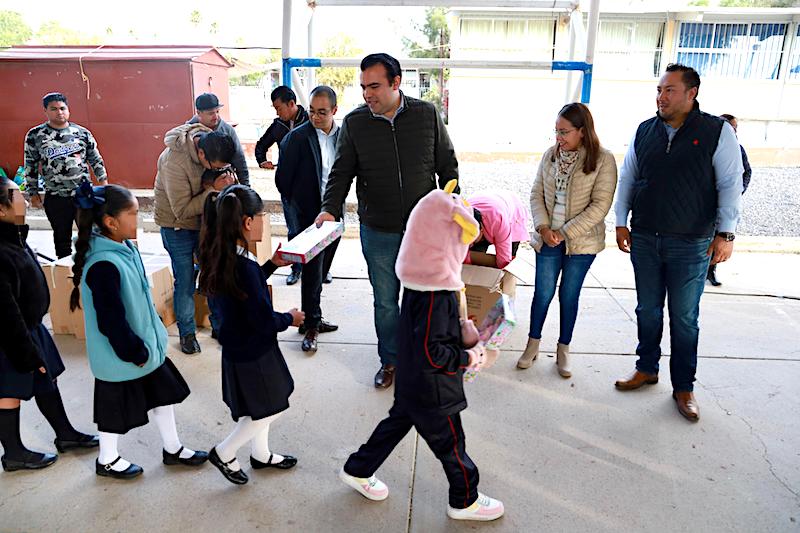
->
xmin=614 ymin=369 xmax=659 ymax=390
xmin=374 ymin=364 xmax=396 ymax=389
xmin=673 ymin=391 xmax=700 ymax=421
xmin=301 ymin=329 xmax=318 ymax=353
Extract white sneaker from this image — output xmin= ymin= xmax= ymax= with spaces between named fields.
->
xmin=447 ymin=493 xmax=505 ymax=521
xmin=339 ymin=467 xmax=389 ymax=501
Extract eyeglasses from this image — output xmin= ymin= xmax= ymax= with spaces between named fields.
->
xmin=309 ymin=109 xmax=331 ymax=117
xmin=554 ymin=128 xmax=577 ymax=137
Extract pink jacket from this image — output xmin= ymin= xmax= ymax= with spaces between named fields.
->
xmin=466 ymin=191 xmax=530 ymax=269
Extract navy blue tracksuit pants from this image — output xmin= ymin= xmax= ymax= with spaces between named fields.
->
xmin=344 ymin=402 xmax=479 ymax=509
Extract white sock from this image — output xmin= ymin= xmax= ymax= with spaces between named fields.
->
xmin=150 ymin=405 xmax=194 ymax=459
xmin=216 ymin=416 xmax=269 ymax=471
xmin=98 ymin=432 xmax=131 ymax=472
xmin=251 ymin=412 xmax=283 ymax=464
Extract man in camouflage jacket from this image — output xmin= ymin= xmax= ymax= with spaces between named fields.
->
xmin=24 ymin=92 xmax=108 ymax=258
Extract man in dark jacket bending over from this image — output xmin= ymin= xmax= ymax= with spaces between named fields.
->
xmin=315 ymin=53 xmax=459 ymax=389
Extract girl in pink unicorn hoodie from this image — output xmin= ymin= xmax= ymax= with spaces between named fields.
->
xmin=339 ymin=182 xmax=505 ymax=522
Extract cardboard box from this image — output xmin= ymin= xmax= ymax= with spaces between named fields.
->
xmin=141 ymin=254 xmax=176 ymax=327
xmin=43 ymin=253 xmax=177 ymax=339
xmin=461 ymin=252 xmax=534 ymax=325
xmin=194 ymin=292 xmax=211 ymax=329
xmin=41 ymin=258 xmax=73 ymax=335
xmin=247 ymin=215 xmax=273 ymax=263
xmin=277 ymin=221 xmax=343 ymax=264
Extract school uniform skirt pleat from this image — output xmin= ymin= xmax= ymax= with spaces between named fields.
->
xmin=0 ymin=324 xmax=65 ymax=400
xmin=93 ymin=357 xmax=190 ymax=434
xmin=221 ymin=348 xmax=294 ymax=422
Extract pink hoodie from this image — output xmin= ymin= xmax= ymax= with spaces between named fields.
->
xmin=466 ymin=191 xmax=530 ymax=269
xmin=395 ymin=188 xmax=479 ymax=292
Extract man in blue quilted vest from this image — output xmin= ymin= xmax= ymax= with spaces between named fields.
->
xmin=613 ymin=64 xmax=743 ymax=422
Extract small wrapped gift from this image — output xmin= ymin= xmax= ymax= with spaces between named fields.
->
xmin=478 ymin=294 xmax=516 ymax=351
xmin=276 ymin=221 xmax=344 ymax=264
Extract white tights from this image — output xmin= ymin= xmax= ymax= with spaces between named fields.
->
xmin=98 ymin=405 xmax=193 ymax=471
xmin=215 ymin=413 xmax=282 ymax=471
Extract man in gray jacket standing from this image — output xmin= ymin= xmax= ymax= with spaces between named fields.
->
xmin=315 ymin=53 xmax=459 ymax=389
xmin=188 ymin=93 xmax=250 ymax=186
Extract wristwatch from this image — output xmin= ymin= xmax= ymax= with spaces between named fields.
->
xmin=716 ymin=232 xmax=735 ymax=241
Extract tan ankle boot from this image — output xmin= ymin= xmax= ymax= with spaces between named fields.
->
xmin=517 ymin=338 xmax=540 ymax=369
xmin=556 ymin=343 xmax=571 ymax=378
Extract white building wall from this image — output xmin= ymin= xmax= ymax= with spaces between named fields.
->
xmin=447 ymin=10 xmax=800 ymax=154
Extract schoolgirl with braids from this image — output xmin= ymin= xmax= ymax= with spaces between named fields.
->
xmin=198 ymin=184 xmax=303 ymax=485
xmin=71 ymin=181 xmax=208 ymax=479
xmin=0 ymin=176 xmax=97 ymax=473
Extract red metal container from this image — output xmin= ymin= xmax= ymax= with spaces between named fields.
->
xmin=0 ymin=45 xmax=232 ymax=189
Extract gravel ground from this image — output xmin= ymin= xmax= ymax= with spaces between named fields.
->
xmin=458 ymin=162 xmax=800 ymax=237
xmin=28 ymin=163 xmax=797 ymax=238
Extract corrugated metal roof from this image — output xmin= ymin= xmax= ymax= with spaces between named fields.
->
xmin=0 ymin=45 xmax=232 ymax=66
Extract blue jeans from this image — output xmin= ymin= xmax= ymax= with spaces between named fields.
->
xmin=160 ymin=227 xmax=220 ymax=337
xmin=630 ymin=229 xmax=712 ymax=392
xmin=528 ymin=242 xmax=595 ymax=345
xmin=360 ymin=224 xmax=402 ymax=366
xmin=282 ymin=198 xmax=302 ymax=275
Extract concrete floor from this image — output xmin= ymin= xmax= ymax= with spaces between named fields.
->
xmin=2 ymin=231 xmax=799 ymax=533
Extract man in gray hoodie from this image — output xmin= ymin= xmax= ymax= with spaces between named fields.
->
xmin=188 ymin=93 xmax=250 ymax=186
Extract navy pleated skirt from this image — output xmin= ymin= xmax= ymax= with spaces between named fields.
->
xmin=94 ymin=357 xmax=190 ymax=434
xmin=0 ymin=324 xmax=65 ymax=400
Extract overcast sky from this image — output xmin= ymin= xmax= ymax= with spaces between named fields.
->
xmin=1 ymin=0 xmax=427 ymax=56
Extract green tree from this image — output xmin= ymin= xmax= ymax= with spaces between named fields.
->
xmin=316 ymin=34 xmax=363 ymax=100
xmin=0 ymin=10 xmax=33 ymax=47
xmin=34 ymin=21 xmax=101 ymax=45
xmin=403 ymin=7 xmax=450 ymax=116
xmin=190 ymin=10 xmax=202 ymax=27
xmin=719 ymin=0 xmax=798 ymax=5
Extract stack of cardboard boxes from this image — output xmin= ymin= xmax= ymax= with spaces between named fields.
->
xmin=42 ymin=254 xmax=176 ymax=340
xmin=461 ymin=251 xmax=534 ymax=361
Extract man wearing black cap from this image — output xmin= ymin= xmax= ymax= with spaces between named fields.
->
xmin=188 ymin=93 xmax=250 ymax=186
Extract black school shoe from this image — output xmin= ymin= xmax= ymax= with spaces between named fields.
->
xmin=55 ymin=433 xmax=100 ymax=453
xmin=298 ymin=319 xmax=339 ymax=335
xmin=250 ymin=453 xmax=297 ymax=470
xmin=96 ymin=457 xmax=143 ymax=480
xmin=163 ymin=446 xmax=209 ymax=466
xmin=208 ymin=447 xmax=248 ymax=485
xmin=2 ymin=451 xmax=58 ymax=472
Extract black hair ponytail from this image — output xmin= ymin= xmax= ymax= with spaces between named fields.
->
xmin=198 ymin=184 xmax=264 ymax=300
xmin=70 ymin=184 xmax=135 ymax=311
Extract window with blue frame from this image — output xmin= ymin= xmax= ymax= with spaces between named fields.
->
xmin=676 ymin=22 xmax=787 ymax=79
xmin=788 ymin=24 xmax=800 ymax=80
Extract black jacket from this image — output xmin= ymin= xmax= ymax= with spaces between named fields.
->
xmin=394 ymin=289 xmax=469 ymax=416
xmin=320 ymin=94 xmax=458 ymax=233
xmin=254 ymin=105 xmax=309 ymax=165
xmin=276 ymin=121 xmax=344 ymax=227
xmin=740 ymin=145 xmax=752 ymax=194
xmin=632 ymin=102 xmax=723 ymax=238
xmin=209 ymin=256 xmax=293 ymax=363
xmin=0 ymin=223 xmax=48 ymax=372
